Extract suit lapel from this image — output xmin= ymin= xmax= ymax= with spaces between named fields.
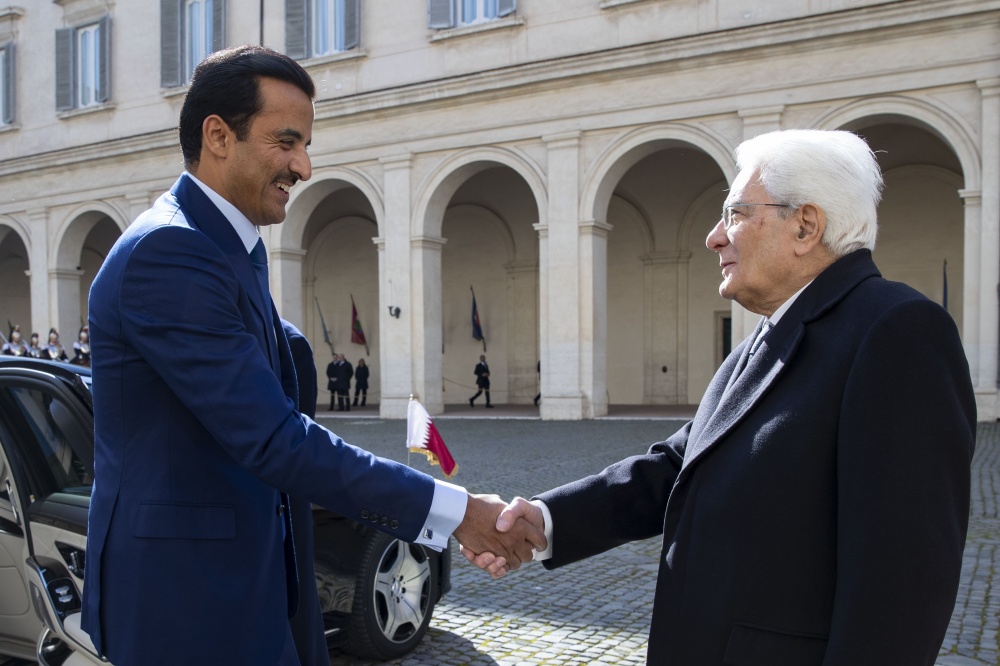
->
xmin=172 ymin=175 xmax=279 ymax=369
xmin=679 ymin=249 xmax=882 ymax=478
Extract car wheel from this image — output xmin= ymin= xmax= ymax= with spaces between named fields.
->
xmin=343 ymin=530 xmax=436 ymax=660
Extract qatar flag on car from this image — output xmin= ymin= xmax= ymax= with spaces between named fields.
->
xmin=406 ymin=399 xmax=458 ymax=478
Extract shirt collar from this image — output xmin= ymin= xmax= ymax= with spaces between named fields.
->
xmin=185 ymin=171 xmax=260 ymax=254
xmin=766 ymin=280 xmax=813 ymax=328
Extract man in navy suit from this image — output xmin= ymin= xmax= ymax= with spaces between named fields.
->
xmin=82 ymin=45 xmax=544 ymax=666
xmin=469 ymin=129 xmax=976 ymax=665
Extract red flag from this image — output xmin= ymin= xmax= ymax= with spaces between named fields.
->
xmin=407 ymin=399 xmax=458 ymax=478
xmin=350 ymin=295 xmax=369 ymax=355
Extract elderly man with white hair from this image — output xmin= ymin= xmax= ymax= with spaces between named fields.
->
xmin=467 ymin=129 xmax=976 ymax=665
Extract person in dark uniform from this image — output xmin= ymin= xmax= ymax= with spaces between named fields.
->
xmin=44 ymin=328 xmax=68 ymax=361
xmin=73 ymin=327 xmax=92 ymax=366
xmin=325 ymin=356 xmax=339 ymax=411
xmin=352 ymin=358 xmax=369 ymax=407
xmin=2 ymin=326 xmax=29 ymax=356
xmin=335 ymin=354 xmax=353 ymax=412
xmin=469 ymin=354 xmax=493 ymax=408
xmin=280 ymin=320 xmax=329 ymax=666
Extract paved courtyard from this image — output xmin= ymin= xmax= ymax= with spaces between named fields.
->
xmin=318 ymin=415 xmax=1000 ymax=666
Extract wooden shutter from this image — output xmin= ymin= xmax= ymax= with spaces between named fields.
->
xmin=2 ymin=44 xmax=13 ymax=124
xmin=212 ymin=0 xmax=226 ymax=53
xmin=343 ymin=0 xmax=360 ymax=50
xmin=55 ymin=28 xmax=75 ymax=111
xmin=498 ymin=0 xmax=516 ymax=18
xmin=97 ymin=16 xmax=111 ymax=103
xmin=285 ymin=0 xmax=308 ymax=59
xmin=428 ymin=0 xmax=454 ymax=29
xmin=160 ymin=0 xmax=182 ymax=87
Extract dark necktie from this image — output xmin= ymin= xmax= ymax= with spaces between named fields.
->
xmin=250 ymin=238 xmax=270 ymax=305
xmin=250 ymin=238 xmax=281 ymax=372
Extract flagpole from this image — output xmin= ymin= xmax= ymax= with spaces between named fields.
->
xmin=315 ymin=297 xmax=335 ymax=355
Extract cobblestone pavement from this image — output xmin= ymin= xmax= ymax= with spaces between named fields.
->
xmin=316 ymin=416 xmax=1000 ymax=666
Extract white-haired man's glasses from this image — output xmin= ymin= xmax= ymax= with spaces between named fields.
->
xmin=722 ymin=203 xmax=795 ymax=230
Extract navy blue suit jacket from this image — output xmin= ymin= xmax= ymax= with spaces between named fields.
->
xmin=538 ymin=250 xmax=976 ymax=665
xmin=82 ymin=174 xmax=435 ymax=665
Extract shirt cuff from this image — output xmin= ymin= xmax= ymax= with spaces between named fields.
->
xmin=413 ymin=479 xmax=468 ymax=551
xmin=531 ymin=499 xmax=554 ymax=561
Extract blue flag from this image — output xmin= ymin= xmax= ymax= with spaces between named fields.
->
xmin=471 ymin=286 xmax=486 ymax=351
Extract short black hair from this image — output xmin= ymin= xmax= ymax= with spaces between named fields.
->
xmin=179 ymin=45 xmax=315 ymax=167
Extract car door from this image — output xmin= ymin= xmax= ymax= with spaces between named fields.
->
xmin=0 ymin=426 xmax=36 ymax=660
xmin=0 ymin=363 xmax=96 ymax=662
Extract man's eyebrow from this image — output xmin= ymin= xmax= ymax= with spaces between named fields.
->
xmin=276 ymin=128 xmax=305 ymax=141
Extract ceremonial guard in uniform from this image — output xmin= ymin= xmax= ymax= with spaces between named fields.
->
xmin=73 ymin=327 xmax=92 ymax=366
xmin=28 ymin=332 xmax=42 ymax=358
xmin=2 ymin=327 xmax=29 ymax=356
xmin=45 ymin=328 xmax=68 ymax=361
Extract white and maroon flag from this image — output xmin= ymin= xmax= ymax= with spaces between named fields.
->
xmin=406 ymin=398 xmax=458 ymax=478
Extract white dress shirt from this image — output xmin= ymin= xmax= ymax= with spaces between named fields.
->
xmin=186 ymin=172 xmax=468 ymax=550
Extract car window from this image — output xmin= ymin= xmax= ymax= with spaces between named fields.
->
xmin=2 ymin=385 xmax=93 ymax=496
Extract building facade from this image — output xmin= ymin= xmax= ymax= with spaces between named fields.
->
xmin=0 ymin=0 xmax=996 ymax=419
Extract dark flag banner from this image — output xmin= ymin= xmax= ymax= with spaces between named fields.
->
xmin=314 ymin=297 xmax=334 ymax=354
xmin=471 ymin=286 xmax=486 ymax=352
xmin=351 ymin=295 xmax=369 ymax=356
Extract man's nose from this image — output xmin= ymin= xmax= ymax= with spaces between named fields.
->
xmin=292 ymin=149 xmax=312 ymax=182
xmin=706 ymin=217 xmax=728 ymax=252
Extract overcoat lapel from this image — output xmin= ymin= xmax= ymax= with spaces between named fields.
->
xmin=678 ymin=249 xmax=882 ymax=479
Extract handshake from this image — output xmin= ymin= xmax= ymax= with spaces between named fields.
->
xmin=453 ymin=494 xmax=547 ymax=579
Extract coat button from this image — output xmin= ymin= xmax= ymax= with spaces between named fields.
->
xmin=381 ymin=517 xmax=389 ymax=526
xmin=360 ymin=510 xmax=369 ymax=519
xmin=370 ymin=512 xmax=379 ymax=522
xmin=390 ymin=520 xmax=399 ymax=529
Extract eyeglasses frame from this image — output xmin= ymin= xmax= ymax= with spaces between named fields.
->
xmin=722 ymin=203 xmax=796 ymax=230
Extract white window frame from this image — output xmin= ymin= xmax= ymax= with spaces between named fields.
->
xmin=286 ymin=0 xmax=359 ymax=62
xmin=0 ymin=46 xmax=8 ymax=126
xmin=75 ymin=23 xmax=100 ymax=108
xmin=459 ymin=0 xmax=498 ymax=25
xmin=184 ymin=0 xmax=213 ymax=83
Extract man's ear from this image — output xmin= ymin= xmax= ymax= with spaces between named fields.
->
xmin=792 ymin=203 xmax=826 ymax=256
xmin=202 ymin=115 xmax=232 ymax=159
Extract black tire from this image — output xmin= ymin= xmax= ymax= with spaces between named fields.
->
xmin=343 ymin=530 xmax=437 ymax=660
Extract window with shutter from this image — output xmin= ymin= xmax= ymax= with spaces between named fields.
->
xmin=285 ymin=0 xmax=308 ymax=60
xmin=161 ymin=0 xmax=183 ymax=87
xmin=0 ymin=44 xmax=11 ymax=125
xmin=307 ymin=0 xmax=360 ymax=58
xmin=55 ymin=28 xmax=75 ymax=111
xmin=429 ymin=0 xmax=514 ymax=29
xmin=54 ymin=16 xmax=111 ymax=113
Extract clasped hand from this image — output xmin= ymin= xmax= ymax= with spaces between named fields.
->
xmin=454 ymin=495 xmax=545 ymax=579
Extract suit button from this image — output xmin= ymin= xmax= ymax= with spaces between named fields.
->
xmin=390 ymin=520 xmax=399 ymax=529
xmin=360 ymin=510 xmax=370 ymax=519
xmin=370 ymin=512 xmax=379 ymax=522
xmin=381 ymin=517 xmax=389 ymax=526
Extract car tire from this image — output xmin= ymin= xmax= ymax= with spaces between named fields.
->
xmin=343 ymin=530 xmax=437 ymax=660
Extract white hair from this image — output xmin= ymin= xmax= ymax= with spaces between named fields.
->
xmin=734 ymin=129 xmax=883 ymax=256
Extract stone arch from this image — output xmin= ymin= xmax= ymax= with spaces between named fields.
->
xmin=809 ymin=95 xmax=979 ymax=189
xmin=581 ymin=123 xmax=737 ymax=225
xmin=445 ymin=203 xmax=517 ymax=265
xmin=608 ymin=193 xmax=655 ymax=256
xmin=281 ymin=166 xmax=385 ymax=250
xmin=54 ymin=201 xmax=128 ymax=268
xmin=414 ymin=146 xmax=547 ymax=238
xmin=677 ymin=179 xmax=729 ymax=252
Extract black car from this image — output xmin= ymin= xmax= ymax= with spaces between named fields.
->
xmin=0 ymin=356 xmax=449 ymax=665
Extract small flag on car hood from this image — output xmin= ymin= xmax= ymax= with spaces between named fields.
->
xmin=407 ymin=399 xmax=458 ymax=478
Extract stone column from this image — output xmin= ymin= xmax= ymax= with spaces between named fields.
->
xmin=505 ymin=261 xmax=539 ymax=404
xmin=27 ymin=208 xmax=49 ymax=334
xmin=50 ymin=267 xmax=84 ymax=341
xmin=534 ymin=222 xmax=549 ymax=410
xmin=379 ymin=154 xmax=415 ymax=418
xmin=960 ymin=188 xmax=982 ymax=387
xmin=976 ymin=78 xmax=1000 ymax=414
xmin=271 ymin=247 xmax=306 ymax=327
xmin=541 ymin=132 xmax=586 ymax=419
xmin=580 ymin=219 xmax=612 ymax=418
xmin=411 ymin=234 xmax=446 ymax=415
